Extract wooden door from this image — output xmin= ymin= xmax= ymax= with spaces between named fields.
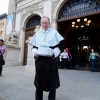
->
xmin=23 ymin=28 xmax=35 ymax=65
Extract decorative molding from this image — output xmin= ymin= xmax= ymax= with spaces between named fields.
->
xmin=16 ymin=9 xmax=21 ymax=13
xmin=52 ymin=0 xmax=67 ymax=20
xmin=52 ymin=0 xmax=57 ymax=1
xmin=16 ymin=0 xmax=42 ymax=9
xmin=5 ymin=29 xmax=19 ymax=46
xmin=52 ymin=0 xmax=60 ymax=17
xmin=21 ymin=2 xmax=43 ymax=22
xmin=58 ymin=0 xmax=100 ymax=20
xmin=16 ymin=0 xmax=43 ymax=13
xmin=39 ymin=3 xmax=43 ymax=9
xmin=0 ymin=21 xmax=4 ymax=28
xmin=16 ymin=2 xmax=43 ymax=26
xmin=51 ymin=18 xmax=57 ymax=23
xmin=43 ymin=0 xmax=50 ymax=1
xmin=14 ymin=0 xmax=21 ymax=3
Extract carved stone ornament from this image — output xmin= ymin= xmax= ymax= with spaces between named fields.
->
xmin=22 ymin=8 xmax=26 ymax=15
xmin=5 ymin=29 xmax=19 ymax=46
xmin=51 ymin=18 xmax=57 ymax=23
xmin=58 ymin=0 xmax=100 ymax=20
xmin=52 ymin=0 xmax=58 ymax=1
xmin=34 ymin=25 xmax=41 ymax=33
xmin=21 ymin=2 xmax=43 ymax=20
xmin=0 ymin=21 xmax=4 ymax=28
xmin=39 ymin=3 xmax=43 ymax=9
xmin=52 ymin=0 xmax=60 ymax=14
xmin=16 ymin=9 xmax=21 ymax=13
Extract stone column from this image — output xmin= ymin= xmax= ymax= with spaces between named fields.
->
xmin=15 ymin=10 xmax=24 ymax=66
xmin=4 ymin=44 xmax=20 ymax=67
xmin=18 ymin=28 xmax=25 ymax=66
xmin=25 ymin=37 xmax=35 ymax=74
xmin=51 ymin=19 xmax=57 ymax=30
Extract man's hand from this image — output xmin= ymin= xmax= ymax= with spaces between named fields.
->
xmin=47 ymin=53 xmax=54 ymax=57
xmin=34 ymin=53 xmax=39 ymax=57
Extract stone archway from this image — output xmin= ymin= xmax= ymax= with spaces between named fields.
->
xmin=23 ymin=15 xmax=41 ymax=65
xmin=17 ymin=11 xmax=42 ymax=66
xmin=56 ymin=0 xmax=100 ymax=68
xmin=57 ymin=0 xmax=100 ymax=47
xmin=58 ymin=0 xmax=100 ymax=20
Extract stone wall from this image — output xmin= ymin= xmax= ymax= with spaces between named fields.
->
xmin=0 ymin=18 xmax=7 ymax=40
xmin=4 ymin=44 xmax=20 ymax=67
xmin=25 ymin=43 xmax=35 ymax=73
xmin=8 ymin=0 xmax=15 ymax=14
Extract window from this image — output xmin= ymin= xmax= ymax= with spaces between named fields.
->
xmin=58 ymin=0 xmax=100 ymax=20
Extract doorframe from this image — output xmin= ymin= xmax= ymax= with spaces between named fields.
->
xmin=20 ymin=12 xmax=42 ymax=65
xmin=23 ymin=27 xmax=35 ymax=65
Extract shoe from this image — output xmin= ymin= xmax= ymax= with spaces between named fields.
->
xmin=76 ymin=65 xmax=79 ymax=67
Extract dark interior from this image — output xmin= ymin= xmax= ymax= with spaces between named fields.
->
xmin=58 ymin=13 xmax=100 ymax=69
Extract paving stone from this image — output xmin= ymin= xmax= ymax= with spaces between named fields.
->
xmin=0 ymin=66 xmax=100 ymax=100
xmin=0 ymin=97 xmax=5 ymax=100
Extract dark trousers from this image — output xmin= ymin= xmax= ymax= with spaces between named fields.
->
xmin=0 ymin=55 xmax=3 ymax=75
xmin=91 ymin=59 xmax=99 ymax=71
xmin=62 ymin=58 xmax=68 ymax=68
xmin=35 ymin=89 xmax=56 ymax=100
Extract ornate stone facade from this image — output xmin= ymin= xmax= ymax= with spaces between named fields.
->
xmin=0 ymin=13 xmax=7 ymax=40
xmin=7 ymin=0 xmax=64 ymax=68
xmin=21 ymin=2 xmax=43 ymax=23
xmin=5 ymin=29 xmax=19 ymax=46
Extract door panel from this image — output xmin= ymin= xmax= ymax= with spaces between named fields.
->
xmin=23 ymin=28 xmax=35 ymax=65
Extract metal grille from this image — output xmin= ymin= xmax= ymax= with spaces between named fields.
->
xmin=26 ymin=15 xmax=41 ymax=28
xmin=58 ymin=0 xmax=100 ymax=20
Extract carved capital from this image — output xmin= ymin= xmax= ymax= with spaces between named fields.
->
xmin=51 ymin=18 xmax=57 ymax=23
xmin=16 ymin=9 xmax=21 ymax=13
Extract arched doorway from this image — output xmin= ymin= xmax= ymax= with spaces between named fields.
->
xmin=23 ymin=15 xmax=41 ymax=65
xmin=58 ymin=0 xmax=100 ymax=69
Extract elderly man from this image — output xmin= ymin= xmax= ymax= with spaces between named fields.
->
xmin=29 ymin=16 xmax=64 ymax=100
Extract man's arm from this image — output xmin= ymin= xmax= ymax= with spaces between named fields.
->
xmin=53 ymin=40 xmax=64 ymax=58
xmin=32 ymin=47 xmax=39 ymax=58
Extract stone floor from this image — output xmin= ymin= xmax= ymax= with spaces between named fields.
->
xmin=0 ymin=66 xmax=100 ymax=100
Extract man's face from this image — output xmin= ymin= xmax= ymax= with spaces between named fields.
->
xmin=41 ymin=18 xmax=50 ymax=31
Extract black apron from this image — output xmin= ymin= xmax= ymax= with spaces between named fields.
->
xmin=34 ymin=56 xmax=60 ymax=91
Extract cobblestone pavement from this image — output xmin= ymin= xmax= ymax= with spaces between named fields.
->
xmin=0 ymin=66 xmax=100 ymax=100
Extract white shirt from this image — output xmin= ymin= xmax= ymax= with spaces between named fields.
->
xmin=29 ymin=28 xmax=64 ymax=58
xmin=60 ymin=52 xmax=68 ymax=59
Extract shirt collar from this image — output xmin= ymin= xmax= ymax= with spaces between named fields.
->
xmin=40 ymin=28 xmax=51 ymax=33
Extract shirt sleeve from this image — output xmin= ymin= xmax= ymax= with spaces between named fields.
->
xmin=53 ymin=47 xmax=61 ymax=58
xmin=32 ymin=48 xmax=38 ymax=55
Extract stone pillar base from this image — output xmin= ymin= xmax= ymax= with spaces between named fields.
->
xmin=25 ymin=65 xmax=35 ymax=74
